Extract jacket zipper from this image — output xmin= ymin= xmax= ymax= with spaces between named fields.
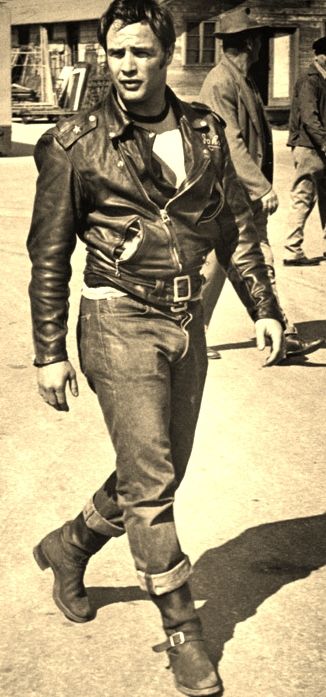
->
xmin=118 ymin=142 xmax=182 ymax=273
xmin=159 ymin=209 xmax=182 ymax=273
xmin=117 ymin=142 xmax=211 ymax=274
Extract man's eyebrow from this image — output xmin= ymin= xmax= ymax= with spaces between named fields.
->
xmin=107 ymin=47 xmax=125 ymax=54
xmin=107 ymin=43 xmax=155 ymax=53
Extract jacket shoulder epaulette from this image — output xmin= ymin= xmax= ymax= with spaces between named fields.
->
xmin=210 ymin=110 xmax=227 ymax=129
xmin=191 ymin=101 xmax=226 ymax=128
xmin=53 ymin=111 xmax=98 ymax=150
xmin=191 ymin=100 xmax=211 ymax=113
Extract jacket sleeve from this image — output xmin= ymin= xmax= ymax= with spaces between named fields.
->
xmin=217 ymin=129 xmax=285 ymax=326
xmin=200 ymin=73 xmax=271 ymax=200
xmin=298 ymin=76 xmax=326 ymax=153
xmin=27 ymin=133 xmax=83 ymax=366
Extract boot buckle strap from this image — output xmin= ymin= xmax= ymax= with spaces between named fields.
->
xmin=152 ymin=630 xmax=202 ymax=653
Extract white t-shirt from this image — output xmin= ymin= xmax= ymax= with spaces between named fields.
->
xmin=152 ymin=128 xmax=186 ymax=189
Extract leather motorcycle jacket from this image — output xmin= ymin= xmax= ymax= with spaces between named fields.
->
xmin=27 ymin=86 xmax=284 ymax=366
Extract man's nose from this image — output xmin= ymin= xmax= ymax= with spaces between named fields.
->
xmin=121 ymin=50 xmax=136 ymax=73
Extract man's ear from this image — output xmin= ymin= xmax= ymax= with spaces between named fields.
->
xmin=245 ymin=36 xmax=254 ymax=54
xmin=165 ymin=43 xmax=175 ymax=66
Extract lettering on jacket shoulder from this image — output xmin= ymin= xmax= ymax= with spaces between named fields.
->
xmin=201 ymin=133 xmax=221 ymax=150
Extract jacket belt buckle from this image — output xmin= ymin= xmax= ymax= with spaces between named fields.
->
xmin=173 ymin=275 xmax=191 ymax=303
xmin=169 ymin=631 xmax=186 ymax=648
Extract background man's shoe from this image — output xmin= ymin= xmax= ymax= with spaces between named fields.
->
xmin=285 ymin=336 xmax=324 ymax=357
xmin=283 ymin=256 xmax=320 ymax=266
xmin=207 ymin=347 xmax=221 ymax=359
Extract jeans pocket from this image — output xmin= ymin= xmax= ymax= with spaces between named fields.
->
xmin=99 ymin=295 xmax=149 ymax=318
xmin=77 ymin=313 xmax=91 ymax=376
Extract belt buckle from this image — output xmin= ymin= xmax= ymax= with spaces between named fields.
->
xmin=170 ymin=302 xmax=188 ymax=314
xmin=173 ymin=274 xmax=191 ymax=303
xmin=169 ymin=631 xmax=185 ymax=648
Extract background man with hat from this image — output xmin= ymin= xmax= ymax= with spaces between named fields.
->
xmin=284 ymin=36 xmax=326 ymax=265
xmin=199 ymin=6 xmax=323 ymax=358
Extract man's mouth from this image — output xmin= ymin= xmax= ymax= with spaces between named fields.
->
xmin=120 ymin=80 xmax=142 ymax=90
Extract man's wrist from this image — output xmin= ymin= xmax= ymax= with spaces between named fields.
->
xmin=34 ymin=356 xmax=68 ymax=368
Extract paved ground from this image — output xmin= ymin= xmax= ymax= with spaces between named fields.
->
xmin=0 ymin=121 xmax=325 ymax=697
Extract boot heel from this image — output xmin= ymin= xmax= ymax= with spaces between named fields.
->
xmin=33 ymin=543 xmax=50 ymax=570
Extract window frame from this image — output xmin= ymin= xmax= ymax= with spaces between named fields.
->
xmin=183 ymin=19 xmax=217 ymax=67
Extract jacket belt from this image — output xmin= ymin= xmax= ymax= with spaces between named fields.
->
xmin=99 ymin=269 xmax=204 ymax=307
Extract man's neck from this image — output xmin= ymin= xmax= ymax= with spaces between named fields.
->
xmin=116 ymin=91 xmax=167 ymax=119
xmin=224 ymin=50 xmax=250 ymax=76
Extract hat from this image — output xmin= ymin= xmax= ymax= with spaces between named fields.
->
xmin=214 ymin=6 xmax=272 ymax=38
xmin=313 ymin=36 xmax=326 ymax=55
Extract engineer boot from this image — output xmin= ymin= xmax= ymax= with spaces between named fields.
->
xmin=152 ymin=583 xmax=222 ymax=696
xmin=33 ymin=512 xmax=109 ymax=623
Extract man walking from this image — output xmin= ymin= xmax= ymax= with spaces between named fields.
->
xmin=284 ymin=36 xmax=326 ymax=265
xmin=27 ymin=2 xmax=284 ymax=695
xmin=199 ymin=6 xmax=323 ymax=359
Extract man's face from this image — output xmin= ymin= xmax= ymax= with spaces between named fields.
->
xmin=106 ymin=20 xmax=173 ymax=110
xmin=316 ymin=53 xmax=326 ymax=70
xmin=250 ymin=33 xmax=262 ymax=64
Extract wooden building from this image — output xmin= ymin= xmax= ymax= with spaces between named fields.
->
xmin=6 ymin=0 xmax=326 ymax=119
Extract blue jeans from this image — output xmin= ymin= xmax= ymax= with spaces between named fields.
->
xmin=77 ymin=295 xmax=207 ymax=595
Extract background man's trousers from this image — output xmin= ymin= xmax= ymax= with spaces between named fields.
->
xmin=202 ymin=199 xmax=295 ymax=333
xmin=285 ymin=145 xmax=326 ymax=260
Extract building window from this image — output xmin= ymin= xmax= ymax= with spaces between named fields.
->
xmin=185 ymin=21 xmax=216 ymax=65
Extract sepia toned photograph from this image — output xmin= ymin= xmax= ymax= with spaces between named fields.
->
xmin=1 ymin=1 xmax=325 ymax=696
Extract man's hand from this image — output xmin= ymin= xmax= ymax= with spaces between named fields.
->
xmin=261 ymin=189 xmax=279 ymax=215
xmin=37 ymin=360 xmax=79 ymax=411
xmin=255 ymin=318 xmax=285 ymax=366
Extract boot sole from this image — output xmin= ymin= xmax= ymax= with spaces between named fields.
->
xmin=33 ymin=543 xmax=95 ymax=624
xmin=286 ymin=340 xmax=325 ymax=357
xmin=174 ymin=679 xmax=222 ymax=696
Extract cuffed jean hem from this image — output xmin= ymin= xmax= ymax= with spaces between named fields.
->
xmin=83 ymin=498 xmax=125 ymax=538
xmin=137 ymin=556 xmax=192 ymax=596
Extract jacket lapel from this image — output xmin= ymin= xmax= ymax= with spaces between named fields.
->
xmin=221 ymin=55 xmax=262 ymax=136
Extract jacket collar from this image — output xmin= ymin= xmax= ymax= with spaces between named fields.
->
xmin=101 ymin=85 xmax=212 ymax=139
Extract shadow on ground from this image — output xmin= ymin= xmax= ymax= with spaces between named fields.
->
xmin=208 ymin=339 xmax=256 ymax=352
xmin=88 ymin=513 xmax=326 ymax=665
xmin=7 ymin=141 xmax=35 ymax=157
xmin=295 ymin=319 xmax=326 ymax=339
xmin=208 ymin=320 xmax=326 ymax=367
xmin=192 ymin=513 xmax=326 ymax=663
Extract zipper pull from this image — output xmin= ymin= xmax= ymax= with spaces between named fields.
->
xmin=160 ymin=209 xmax=170 ymax=224
xmin=115 ymin=259 xmax=121 ymax=277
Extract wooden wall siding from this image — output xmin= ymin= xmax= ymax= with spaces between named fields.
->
xmin=79 ymin=21 xmax=98 ymax=44
xmin=6 ymin=0 xmax=173 ymax=24
xmin=6 ymin=0 xmax=109 ymax=24
xmin=166 ymin=0 xmax=234 ymax=97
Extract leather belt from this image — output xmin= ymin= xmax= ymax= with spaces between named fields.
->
xmin=104 ymin=269 xmax=204 ymax=307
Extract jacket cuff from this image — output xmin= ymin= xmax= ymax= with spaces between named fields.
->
xmin=33 ymin=352 xmax=68 ymax=367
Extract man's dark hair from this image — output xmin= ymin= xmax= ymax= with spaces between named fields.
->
xmin=98 ymin=0 xmax=176 ymax=53
xmin=313 ymin=36 xmax=326 ymax=55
